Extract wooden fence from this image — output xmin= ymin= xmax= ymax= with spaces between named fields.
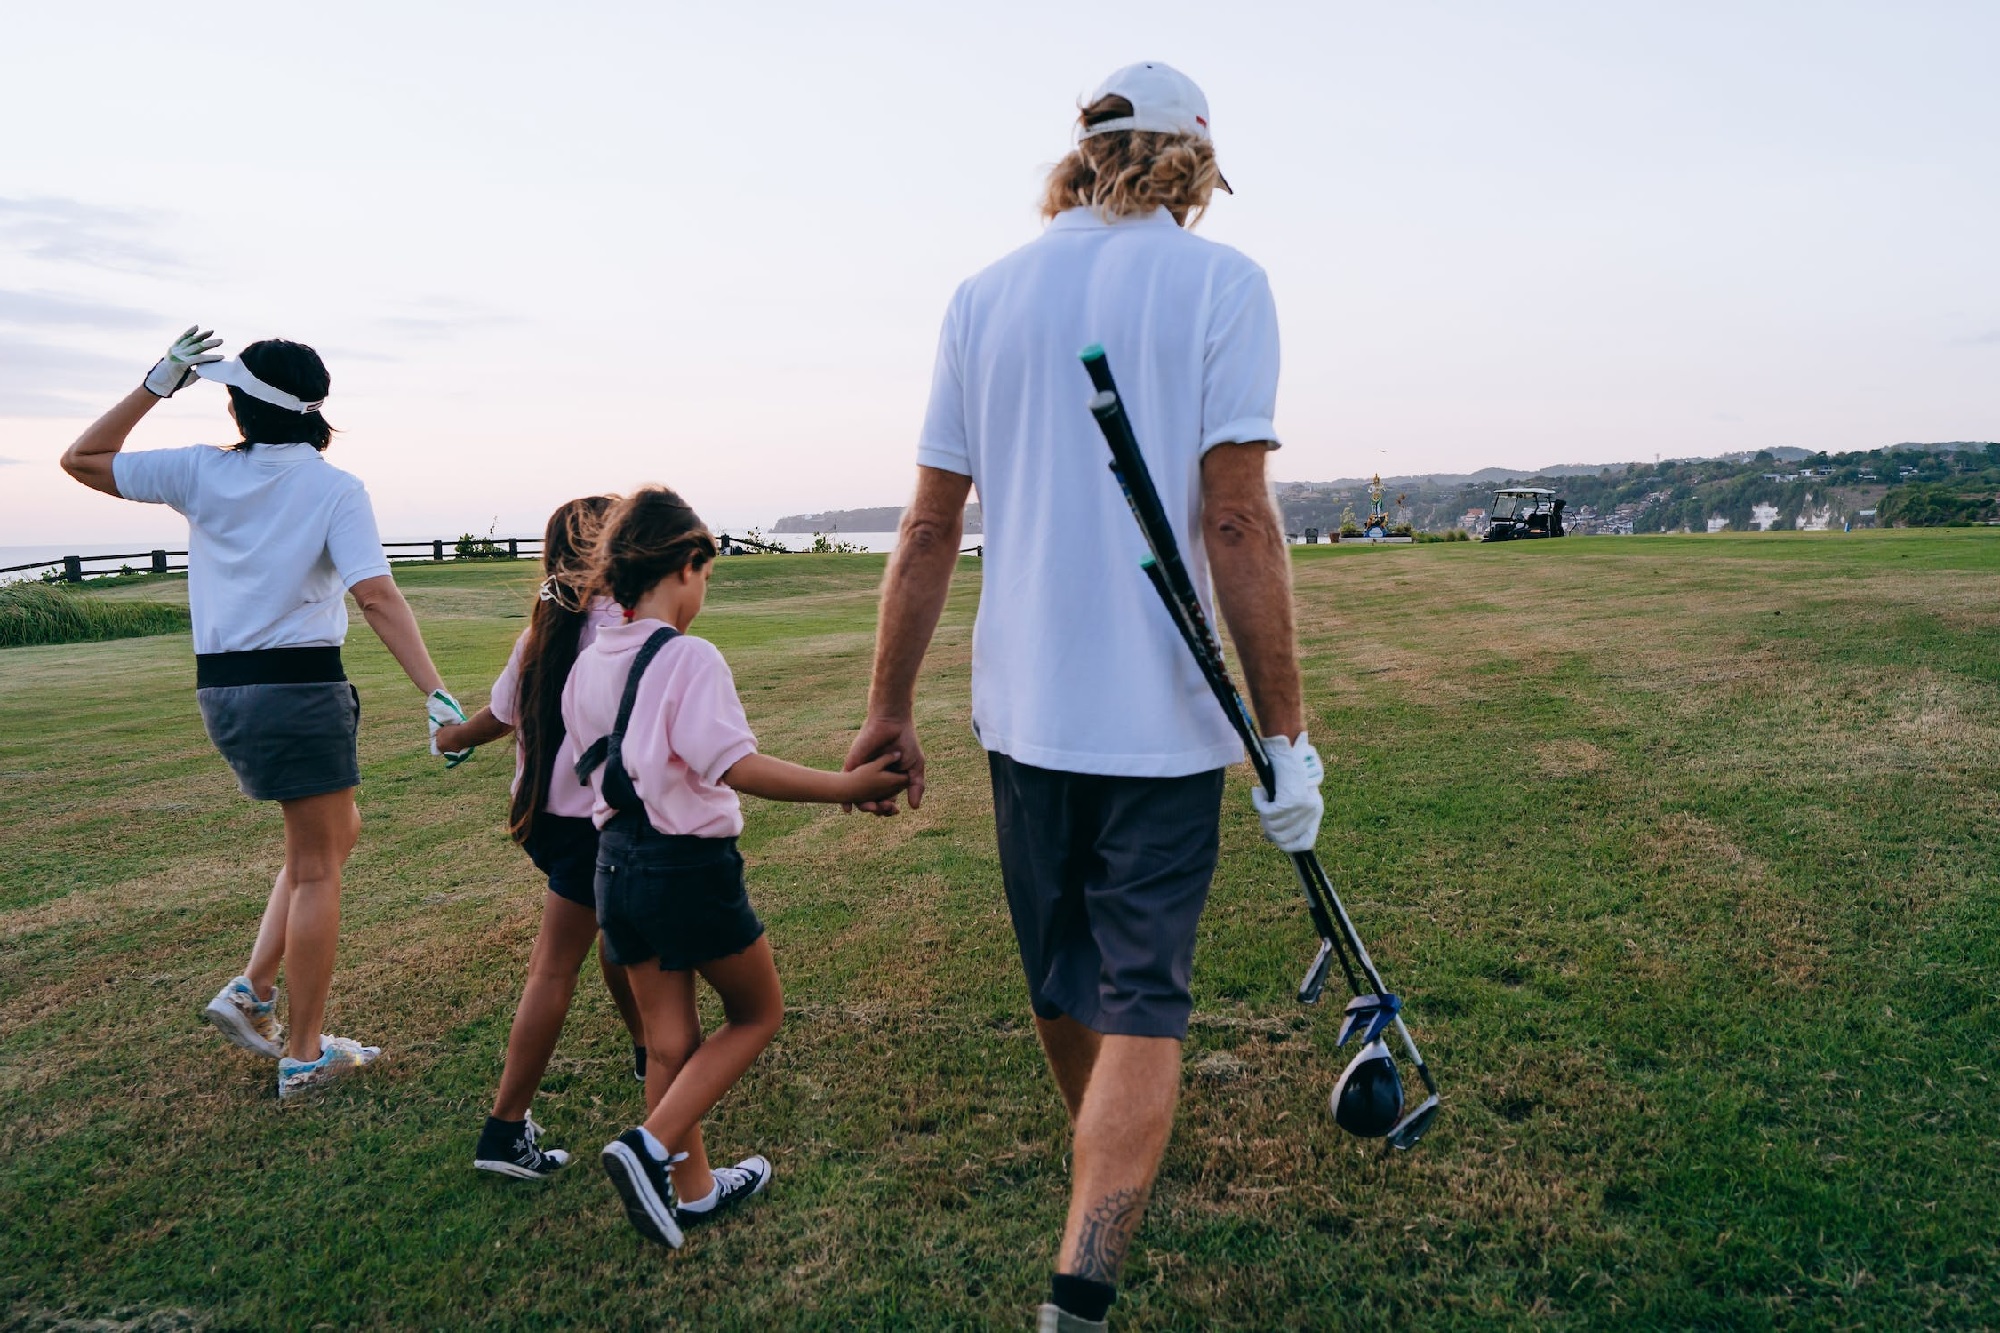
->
xmin=2 ymin=534 xmax=982 ymax=583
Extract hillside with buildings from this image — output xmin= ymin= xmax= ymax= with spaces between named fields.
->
xmin=1277 ymin=443 xmax=1998 ymax=536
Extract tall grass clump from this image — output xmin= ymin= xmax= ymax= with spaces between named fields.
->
xmin=0 ymin=581 xmax=189 ymax=648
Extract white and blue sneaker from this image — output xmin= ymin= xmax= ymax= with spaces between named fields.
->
xmin=601 ymin=1129 xmax=686 ymax=1248
xmin=203 ymin=975 xmax=283 ymax=1058
xmin=276 ymin=1035 xmax=382 ymax=1101
xmin=674 ymin=1154 xmax=771 ymax=1228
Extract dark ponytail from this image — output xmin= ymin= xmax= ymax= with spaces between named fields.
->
xmin=509 ymin=495 xmax=617 ymax=844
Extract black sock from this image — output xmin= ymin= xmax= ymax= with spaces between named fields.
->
xmin=1051 ymin=1274 xmax=1115 ymax=1322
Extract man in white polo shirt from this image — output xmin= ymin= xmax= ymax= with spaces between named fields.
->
xmin=844 ymin=63 xmax=1324 ymax=1331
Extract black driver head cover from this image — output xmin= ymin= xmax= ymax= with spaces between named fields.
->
xmin=1331 ymin=1038 xmax=1405 ymax=1138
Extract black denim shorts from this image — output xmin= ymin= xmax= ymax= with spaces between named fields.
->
xmin=594 ymin=814 xmax=764 ymax=971
xmin=989 ymin=750 xmax=1225 ymax=1040
xmin=521 ymin=814 xmax=600 ymax=908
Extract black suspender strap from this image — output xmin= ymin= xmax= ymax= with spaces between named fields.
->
xmin=573 ymin=625 xmax=680 ymax=814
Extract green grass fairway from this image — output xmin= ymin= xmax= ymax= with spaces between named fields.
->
xmin=4 ymin=533 xmax=1997 ymax=1329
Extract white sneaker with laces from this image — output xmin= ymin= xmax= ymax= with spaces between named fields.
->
xmin=276 ymin=1035 xmax=382 ymax=1100
xmin=203 ymin=975 xmax=284 ymax=1058
xmin=674 ymin=1153 xmax=772 ymax=1227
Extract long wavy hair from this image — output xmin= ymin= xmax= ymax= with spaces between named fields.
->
xmin=1040 ymin=94 xmax=1226 ymax=227
xmin=509 ymin=495 xmax=617 ymax=844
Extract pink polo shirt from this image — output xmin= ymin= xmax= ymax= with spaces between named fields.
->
xmin=490 ymin=598 xmax=624 ymax=820
xmin=560 ymin=619 xmax=759 ymax=837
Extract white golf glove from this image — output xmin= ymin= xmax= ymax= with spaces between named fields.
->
xmin=427 ymin=688 xmax=473 ymax=766
xmin=143 ymin=326 xmax=223 ymax=398
xmin=1251 ymin=732 xmax=1325 ymax=853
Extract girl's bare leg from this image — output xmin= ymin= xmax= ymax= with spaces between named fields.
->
xmin=626 ymin=964 xmax=733 ymax=1198
xmin=626 ymin=937 xmax=783 ymax=1199
xmin=600 ymin=950 xmax=644 ymax=1049
xmin=489 ymin=892 xmax=602 ymax=1122
xmin=273 ymin=789 xmax=361 ymax=1061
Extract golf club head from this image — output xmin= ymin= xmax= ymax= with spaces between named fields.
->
xmin=1335 ymin=992 xmax=1401 ymax=1047
xmin=1385 ymin=1095 xmax=1441 ymax=1151
xmin=1330 ymin=1038 xmax=1405 ymax=1138
xmin=1297 ymin=938 xmax=1335 ymax=1004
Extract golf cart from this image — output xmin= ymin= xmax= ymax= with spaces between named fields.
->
xmin=1483 ymin=487 xmax=1566 ymax=541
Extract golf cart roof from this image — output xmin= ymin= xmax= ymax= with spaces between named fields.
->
xmin=1494 ymin=487 xmax=1556 ymax=496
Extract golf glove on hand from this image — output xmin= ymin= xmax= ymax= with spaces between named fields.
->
xmin=1252 ymin=732 xmax=1324 ymax=853
xmin=427 ymin=689 xmax=473 ymax=767
xmin=143 ymin=326 xmax=223 ymax=398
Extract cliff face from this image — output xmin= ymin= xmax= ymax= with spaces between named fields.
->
xmin=773 ymin=505 xmax=983 ymax=534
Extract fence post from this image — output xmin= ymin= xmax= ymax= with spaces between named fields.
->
xmin=62 ymin=555 xmax=82 ymax=583
xmin=508 ymin=538 xmax=518 ymax=559
xmin=433 ymin=539 xmax=445 ymax=562
xmin=151 ymin=549 xmax=167 ymax=574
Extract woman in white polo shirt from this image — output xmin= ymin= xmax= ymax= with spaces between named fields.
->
xmin=60 ymin=329 xmax=468 ymax=1100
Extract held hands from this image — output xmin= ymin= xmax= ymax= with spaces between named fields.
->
xmin=1251 ymin=732 xmax=1325 ymax=852
xmin=427 ymin=688 xmax=474 ymax=767
xmin=143 ymin=326 xmax=223 ymax=398
xmin=841 ymin=750 xmax=911 ymax=805
xmin=842 ymin=715 xmax=925 ymax=816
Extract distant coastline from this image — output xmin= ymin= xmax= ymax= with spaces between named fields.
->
xmin=772 ymin=505 xmax=983 ymax=534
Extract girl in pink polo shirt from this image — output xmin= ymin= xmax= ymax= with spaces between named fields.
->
xmin=565 ymin=486 xmax=908 ymax=1248
xmin=431 ymin=497 xmax=649 ymax=1179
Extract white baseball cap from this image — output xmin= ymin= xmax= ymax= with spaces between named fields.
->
xmin=1079 ymin=61 xmax=1213 ymax=141
xmin=1078 ymin=61 xmax=1231 ymax=193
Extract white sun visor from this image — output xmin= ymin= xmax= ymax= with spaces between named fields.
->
xmin=196 ymin=357 xmax=326 ymax=414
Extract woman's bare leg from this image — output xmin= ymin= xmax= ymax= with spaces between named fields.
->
xmin=274 ymin=788 xmax=360 ymax=1061
xmin=243 ymin=867 xmax=291 ymax=1001
xmin=489 ymin=892 xmax=602 ymax=1122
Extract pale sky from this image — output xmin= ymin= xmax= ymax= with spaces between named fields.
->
xmin=2 ymin=1 xmax=1995 ymax=546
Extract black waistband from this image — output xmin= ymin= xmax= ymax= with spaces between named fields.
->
xmin=195 ymin=646 xmax=346 ymax=689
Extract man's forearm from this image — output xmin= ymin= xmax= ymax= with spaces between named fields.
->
xmin=1203 ymin=446 xmax=1304 ymax=739
xmin=867 ymin=475 xmax=969 ymax=717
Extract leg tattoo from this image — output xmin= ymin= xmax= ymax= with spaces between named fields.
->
xmin=1071 ymin=1187 xmax=1147 ymax=1283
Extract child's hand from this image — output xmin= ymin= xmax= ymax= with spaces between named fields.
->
xmin=434 ymin=721 xmax=469 ymax=754
xmin=841 ymin=751 xmax=909 ymax=805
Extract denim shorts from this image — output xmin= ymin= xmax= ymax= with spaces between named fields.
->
xmin=521 ymin=814 xmax=600 ymax=908
xmin=196 ymin=681 xmax=361 ymax=802
xmin=988 ymin=750 xmax=1225 ymax=1040
xmin=594 ymin=814 xmax=764 ymax=971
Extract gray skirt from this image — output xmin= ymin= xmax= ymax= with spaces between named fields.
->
xmin=197 ymin=681 xmax=362 ymax=802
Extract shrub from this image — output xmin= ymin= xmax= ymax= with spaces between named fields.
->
xmin=455 ymin=519 xmax=508 ymax=560
xmin=0 ymin=581 xmax=189 ymax=649
xmin=809 ymin=532 xmax=864 ymax=554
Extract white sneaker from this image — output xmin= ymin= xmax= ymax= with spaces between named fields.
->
xmin=277 ymin=1035 xmax=382 ymax=1100
xmin=1037 ymin=1304 xmax=1108 ymax=1333
xmin=203 ymin=975 xmax=283 ymax=1058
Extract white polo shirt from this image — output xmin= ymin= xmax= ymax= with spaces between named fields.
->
xmin=113 ymin=443 xmax=392 ymax=655
xmin=918 ymin=206 xmax=1282 ymax=777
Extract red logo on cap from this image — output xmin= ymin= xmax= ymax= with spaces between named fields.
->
xmin=1196 ymin=115 xmax=1208 ymax=127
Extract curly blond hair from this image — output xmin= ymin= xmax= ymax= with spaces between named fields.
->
xmin=1039 ymin=95 xmax=1226 ymax=227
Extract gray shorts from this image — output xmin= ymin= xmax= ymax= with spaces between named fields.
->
xmin=196 ymin=682 xmax=361 ymax=802
xmin=989 ymin=751 xmax=1225 ymax=1040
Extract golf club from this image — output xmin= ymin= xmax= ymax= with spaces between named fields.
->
xmin=1079 ymin=343 xmax=1441 ymax=1150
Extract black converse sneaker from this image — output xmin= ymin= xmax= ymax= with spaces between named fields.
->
xmin=600 ymin=1129 xmax=685 ymax=1248
xmin=675 ymin=1154 xmax=772 ymax=1228
xmin=474 ymin=1112 xmax=571 ymax=1180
